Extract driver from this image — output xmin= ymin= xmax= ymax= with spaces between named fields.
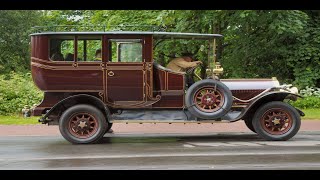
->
xmin=166 ymin=52 xmax=202 ymax=72
xmin=166 ymin=52 xmax=202 ymax=87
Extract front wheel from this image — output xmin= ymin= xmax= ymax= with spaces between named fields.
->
xmin=244 ymin=117 xmax=256 ymax=133
xmin=252 ymin=101 xmax=301 ymax=141
xmin=59 ymin=104 xmax=108 ymax=144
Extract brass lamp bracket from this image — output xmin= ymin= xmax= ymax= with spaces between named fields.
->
xmin=212 ymin=62 xmax=224 ymax=76
xmin=206 ymin=62 xmax=224 ymax=80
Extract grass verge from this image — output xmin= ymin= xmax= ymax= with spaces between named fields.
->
xmin=0 ymin=115 xmax=39 ymax=125
xmin=301 ymin=108 xmax=320 ymax=120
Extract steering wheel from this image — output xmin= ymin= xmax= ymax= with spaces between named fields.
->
xmin=186 ymin=63 xmax=202 ymax=77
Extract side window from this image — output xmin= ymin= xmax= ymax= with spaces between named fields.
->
xmin=49 ymin=38 xmax=74 ymax=61
xmin=61 ymin=40 xmax=74 ymax=61
xmin=77 ymin=38 xmax=102 ymax=62
xmin=49 ymin=36 xmax=102 ymax=62
xmin=109 ymin=39 xmax=143 ymax=63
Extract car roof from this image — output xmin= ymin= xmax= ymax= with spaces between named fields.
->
xmin=30 ymin=31 xmax=223 ymax=39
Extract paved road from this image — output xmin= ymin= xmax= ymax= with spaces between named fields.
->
xmin=0 ymin=131 xmax=320 ymax=170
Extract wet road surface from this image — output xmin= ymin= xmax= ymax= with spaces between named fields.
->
xmin=1 ymin=131 xmax=320 ymax=169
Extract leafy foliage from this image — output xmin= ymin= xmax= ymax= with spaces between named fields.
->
xmin=1 ymin=10 xmax=320 ymax=115
xmin=290 ymin=96 xmax=320 ymax=109
xmin=300 ymin=86 xmax=320 ymax=97
xmin=288 ymin=16 xmax=320 ymax=88
xmin=0 ymin=10 xmax=43 ymax=73
xmin=0 ymin=73 xmax=43 ymax=115
xmin=221 ymin=10 xmax=309 ymax=82
xmin=290 ymin=86 xmax=320 ymax=109
xmin=2 ymin=10 xmax=320 ymax=88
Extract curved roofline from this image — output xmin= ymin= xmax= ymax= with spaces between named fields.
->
xmin=30 ymin=31 xmax=223 ymax=39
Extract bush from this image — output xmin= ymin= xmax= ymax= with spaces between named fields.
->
xmin=289 ymin=86 xmax=320 ymax=109
xmin=0 ymin=72 xmax=43 ymax=115
xmin=290 ymin=96 xmax=320 ymax=109
xmin=299 ymin=86 xmax=320 ymax=97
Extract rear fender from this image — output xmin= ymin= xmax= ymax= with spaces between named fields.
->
xmin=39 ymin=94 xmax=111 ymax=123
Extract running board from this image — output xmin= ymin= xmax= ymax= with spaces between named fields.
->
xmin=110 ymin=109 xmax=243 ymax=122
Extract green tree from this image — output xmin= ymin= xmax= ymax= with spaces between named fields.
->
xmin=288 ymin=10 xmax=320 ymax=88
xmin=0 ymin=10 xmax=43 ymax=73
xmin=220 ymin=11 xmax=309 ymax=82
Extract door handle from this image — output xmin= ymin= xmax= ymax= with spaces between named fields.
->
xmin=108 ymin=71 xmax=114 ymax=77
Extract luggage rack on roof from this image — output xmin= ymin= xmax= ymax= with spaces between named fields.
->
xmin=31 ymin=25 xmax=168 ymax=33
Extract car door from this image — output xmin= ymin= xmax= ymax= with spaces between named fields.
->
xmin=105 ymin=37 xmax=145 ymax=107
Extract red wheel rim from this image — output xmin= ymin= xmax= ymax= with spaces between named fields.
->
xmin=67 ymin=113 xmax=99 ymax=139
xmin=260 ymin=108 xmax=293 ymax=135
xmin=193 ymin=86 xmax=224 ymax=112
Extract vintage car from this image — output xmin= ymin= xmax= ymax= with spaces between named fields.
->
xmin=30 ymin=30 xmax=304 ymax=144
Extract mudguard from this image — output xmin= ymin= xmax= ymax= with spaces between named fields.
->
xmin=236 ymin=91 xmax=303 ymax=121
xmin=39 ymin=94 xmax=111 ymax=123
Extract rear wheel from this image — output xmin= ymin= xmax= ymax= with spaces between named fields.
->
xmin=105 ymin=122 xmax=113 ymax=134
xmin=59 ymin=104 xmax=107 ymax=144
xmin=252 ymin=101 xmax=301 ymax=141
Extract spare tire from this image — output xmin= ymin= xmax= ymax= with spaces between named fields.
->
xmin=185 ymin=79 xmax=233 ymax=119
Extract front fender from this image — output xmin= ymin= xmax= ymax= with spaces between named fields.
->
xmin=239 ymin=91 xmax=303 ymax=120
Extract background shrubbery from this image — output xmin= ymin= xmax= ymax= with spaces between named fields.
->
xmin=290 ymin=96 xmax=320 ymax=109
xmin=0 ymin=73 xmax=43 ymax=115
xmin=290 ymin=86 xmax=320 ymax=109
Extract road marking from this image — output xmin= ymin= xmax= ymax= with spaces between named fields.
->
xmin=187 ymin=142 xmax=238 ymax=147
xmin=186 ymin=142 xmax=262 ymax=147
xmin=189 ymin=142 xmax=263 ymax=147
xmin=186 ymin=141 xmax=320 ymax=147
xmin=225 ymin=142 xmax=263 ymax=146
xmin=183 ymin=144 xmax=195 ymax=148
xmin=256 ymin=141 xmax=320 ymax=146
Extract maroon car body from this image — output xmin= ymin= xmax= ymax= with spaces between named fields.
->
xmin=30 ymin=31 xmax=304 ymax=144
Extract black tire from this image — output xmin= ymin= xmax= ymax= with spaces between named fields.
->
xmin=104 ymin=122 xmax=113 ymax=134
xmin=244 ymin=117 xmax=256 ymax=133
xmin=252 ymin=101 xmax=301 ymax=141
xmin=59 ymin=104 xmax=108 ymax=144
xmin=185 ymin=79 xmax=233 ymax=119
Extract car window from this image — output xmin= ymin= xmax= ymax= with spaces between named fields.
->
xmin=49 ymin=38 xmax=74 ymax=62
xmin=49 ymin=36 xmax=102 ymax=62
xmin=77 ymin=39 xmax=102 ymax=62
xmin=109 ymin=39 xmax=143 ymax=63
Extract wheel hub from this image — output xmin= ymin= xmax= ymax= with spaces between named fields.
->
xmin=68 ymin=113 xmax=98 ymax=139
xmin=272 ymin=118 xmax=281 ymax=125
xmin=78 ymin=121 xmax=88 ymax=129
xmin=201 ymin=93 xmax=216 ymax=106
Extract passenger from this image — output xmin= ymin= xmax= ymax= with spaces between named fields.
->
xmin=50 ymin=52 xmax=64 ymax=61
xmin=65 ymin=53 xmax=74 ymax=61
xmin=166 ymin=52 xmax=202 ymax=87
xmin=95 ymin=49 xmax=102 ymax=61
